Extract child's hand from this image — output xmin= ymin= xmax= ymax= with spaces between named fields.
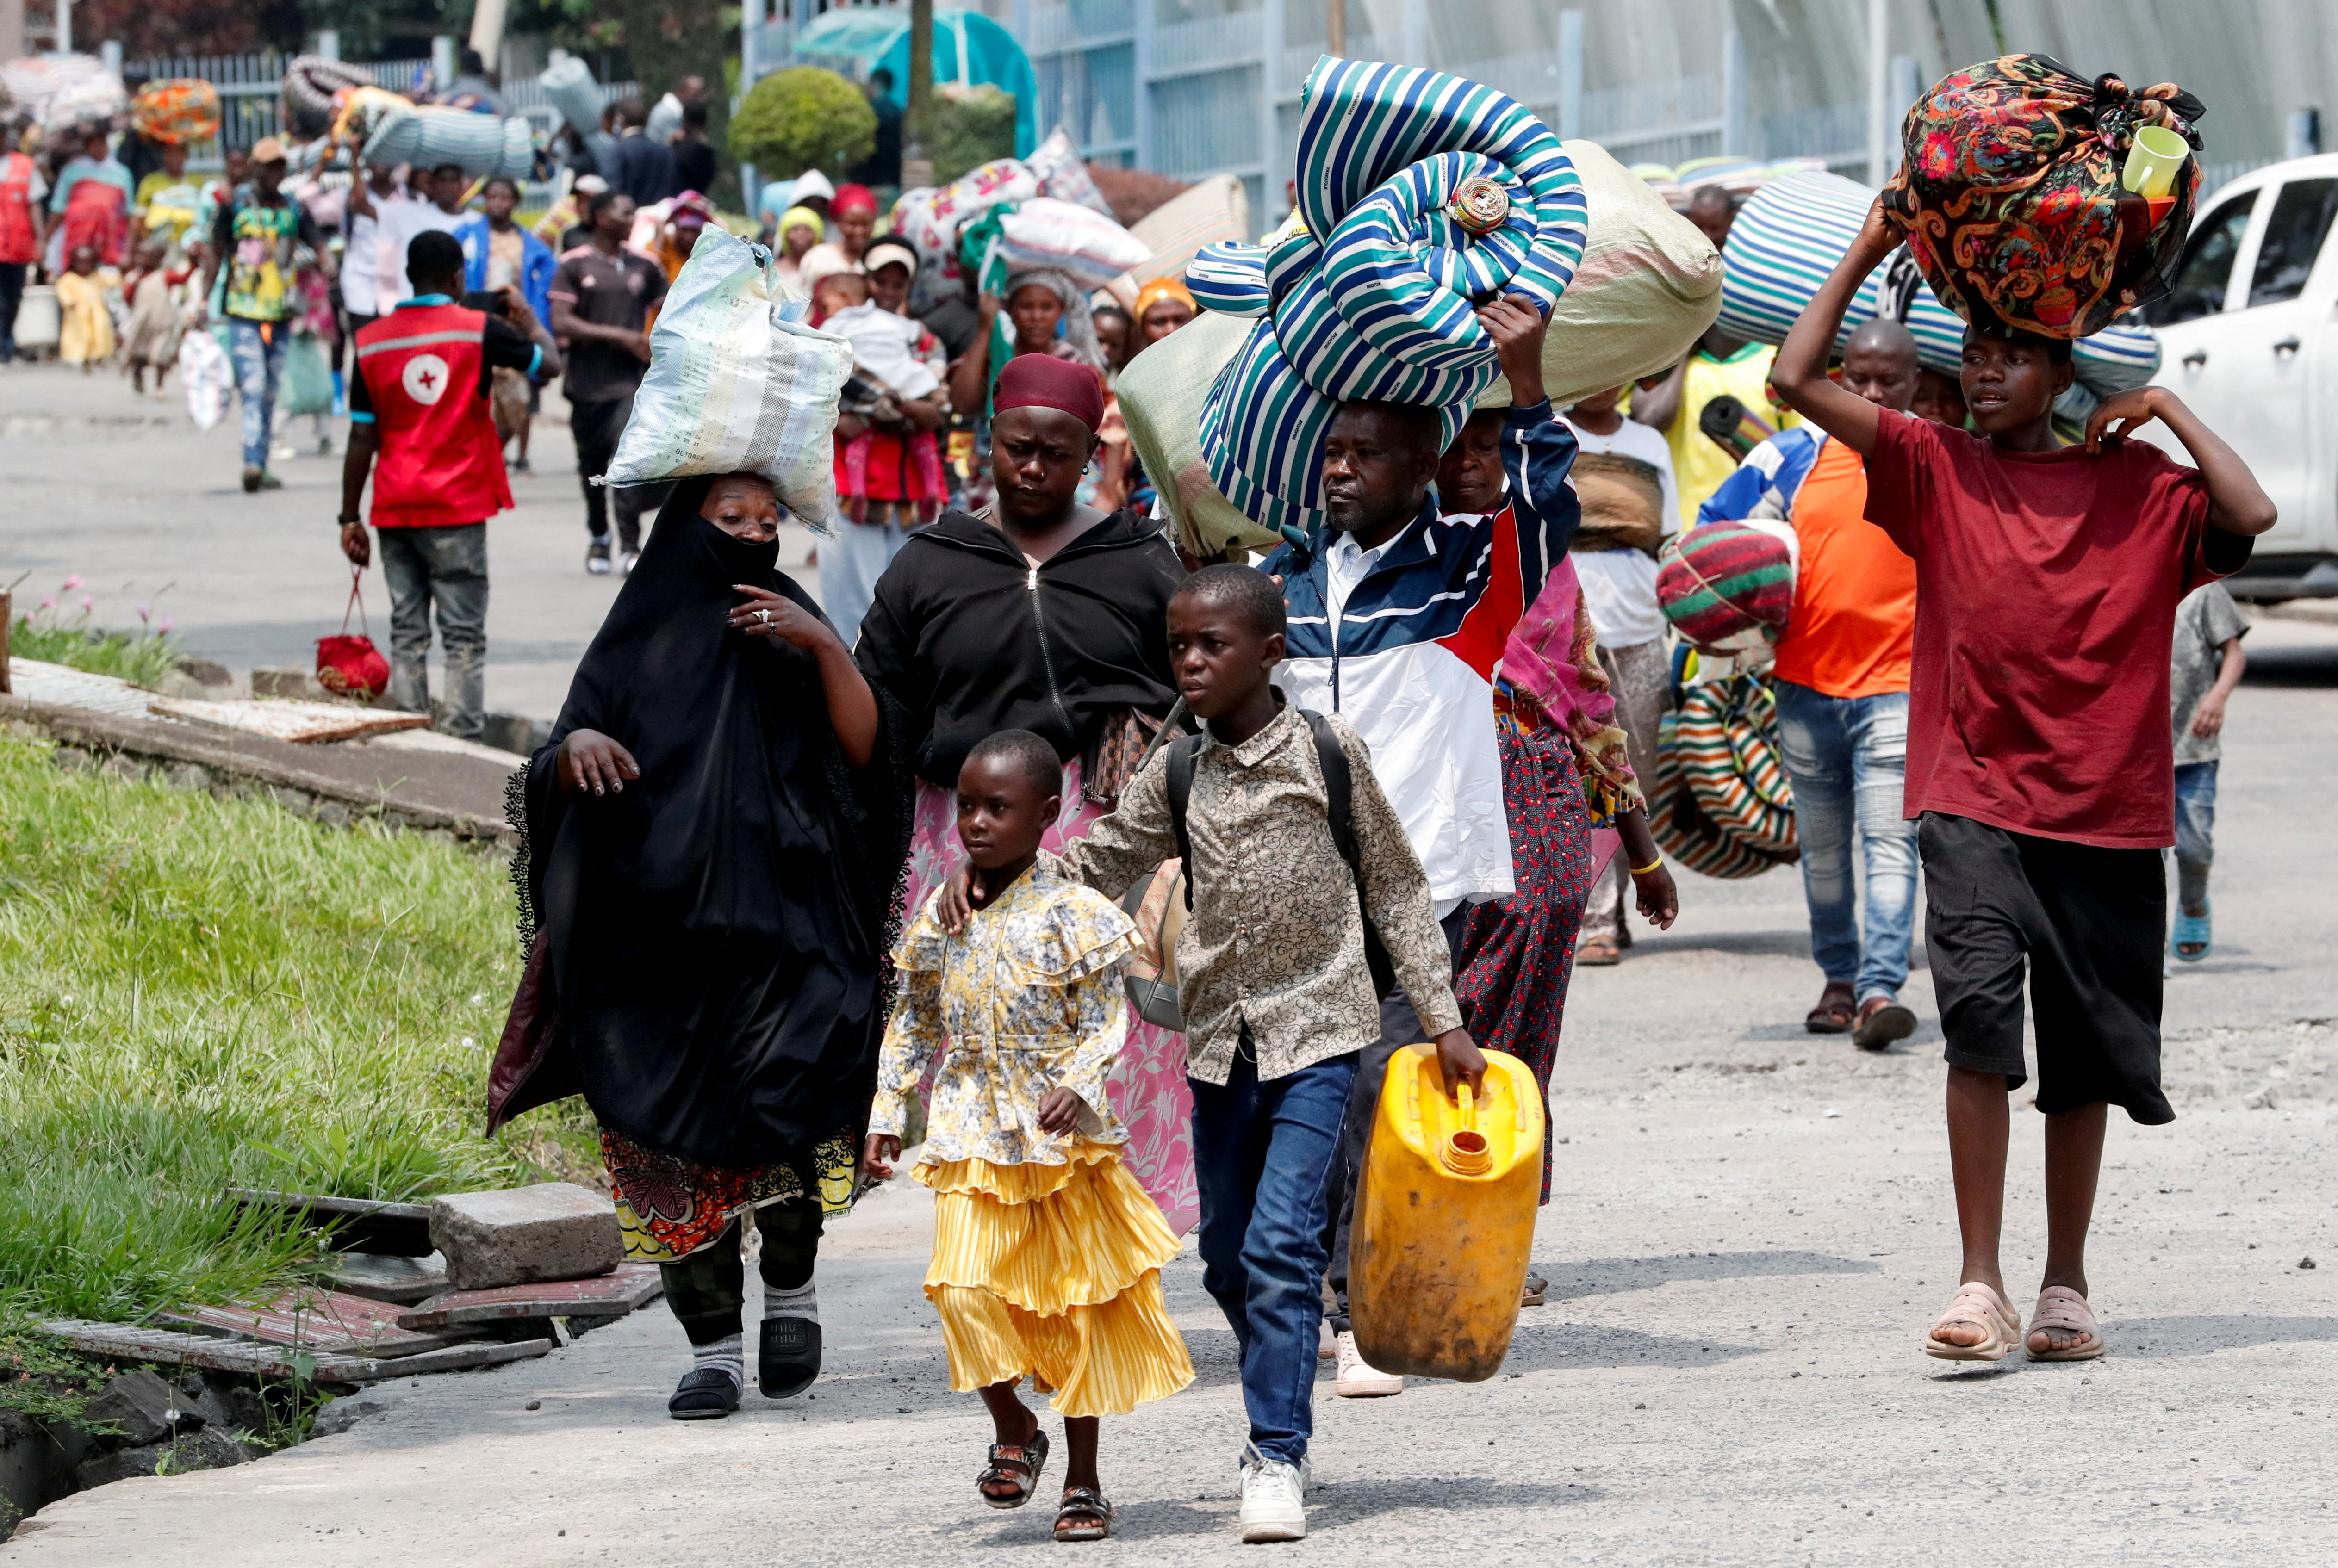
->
xmin=2190 ymin=689 xmax=2229 ymax=739
xmin=1035 ymin=1087 xmax=1088 ymax=1135
xmin=1632 ymin=860 xmax=1680 ymax=929
xmin=1431 ymin=1027 xmax=1488 ymax=1100
xmin=937 ymin=861 xmax=974 ymax=934
xmin=861 ymin=1132 xmax=901 ymax=1181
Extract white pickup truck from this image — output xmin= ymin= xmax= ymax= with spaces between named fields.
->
xmin=2142 ymin=153 xmax=2338 ymax=600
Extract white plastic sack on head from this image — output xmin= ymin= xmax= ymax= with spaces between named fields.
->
xmin=604 ymin=229 xmax=854 ymax=530
xmin=1717 ymin=169 xmax=2159 ymax=398
xmin=1127 ymin=174 xmax=1249 ymax=286
xmin=178 ymin=330 xmax=231 ymax=430
xmin=1470 ymin=139 xmax=1724 ymax=410
xmin=996 ymin=198 xmax=1151 ymax=290
xmin=922 ymin=160 xmax=1039 ymax=252
xmin=1026 ymin=126 xmax=1116 ymax=218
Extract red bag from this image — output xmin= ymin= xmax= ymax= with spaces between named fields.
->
xmin=316 ymin=575 xmax=391 ymax=700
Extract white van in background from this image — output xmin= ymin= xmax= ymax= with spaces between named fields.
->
xmin=2142 ymin=155 xmax=2338 ymax=601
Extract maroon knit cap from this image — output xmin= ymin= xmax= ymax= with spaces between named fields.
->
xmin=995 ymin=353 xmax=1105 ymax=433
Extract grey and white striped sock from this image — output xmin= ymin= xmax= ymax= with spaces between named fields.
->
xmin=765 ymin=1279 xmax=818 ymax=1324
xmin=691 ymin=1332 xmax=744 ymax=1386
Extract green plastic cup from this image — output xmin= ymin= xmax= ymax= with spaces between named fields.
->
xmin=2123 ymin=126 xmax=2190 ymax=198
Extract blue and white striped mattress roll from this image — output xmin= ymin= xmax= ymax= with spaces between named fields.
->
xmin=1183 ymin=56 xmax=1589 ymax=537
xmin=1717 ymin=170 xmax=2158 ymax=398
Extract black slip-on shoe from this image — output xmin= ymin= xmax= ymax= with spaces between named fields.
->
xmin=758 ymin=1316 xmax=821 ymax=1400
xmin=667 ymin=1365 xmax=741 ymax=1420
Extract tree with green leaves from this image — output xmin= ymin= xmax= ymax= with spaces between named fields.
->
xmin=728 ymin=67 xmax=878 ymax=181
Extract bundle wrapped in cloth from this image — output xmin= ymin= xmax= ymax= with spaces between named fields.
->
xmin=1650 ymin=679 xmax=1799 ymax=881
xmin=604 ymin=229 xmax=854 ymax=530
xmin=1718 ymin=168 xmax=2162 ymax=406
xmin=1881 ymin=54 xmax=2204 ymax=340
xmin=1181 ymin=56 xmax=1590 ymax=537
xmin=1121 ymin=134 xmax=1718 ymax=557
xmin=131 ymin=80 xmax=219 ymax=146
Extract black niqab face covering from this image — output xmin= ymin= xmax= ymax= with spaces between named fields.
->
xmin=500 ymin=476 xmax=915 ymax=1168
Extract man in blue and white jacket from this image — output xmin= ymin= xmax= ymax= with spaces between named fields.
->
xmin=1264 ymin=297 xmax=1579 ymax=1396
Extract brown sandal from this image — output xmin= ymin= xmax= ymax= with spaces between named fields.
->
xmin=1576 ymin=935 xmax=1622 ymax=967
xmin=1054 ymin=1485 xmax=1114 ymax=1541
xmin=1923 ymin=1281 xmax=2021 ymax=1362
xmin=1805 ymin=984 xmax=1856 ymax=1035
xmin=977 ymin=1427 xmax=1051 ymax=1510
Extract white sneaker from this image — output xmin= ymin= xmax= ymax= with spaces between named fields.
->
xmin=620 ymin=550 xmax=642 ymax=576
xmin=1318 ymin=1319 xmax=1336 ymax=1360
xmin=1334 ymin=1330 xmax=1403 ymax=1397
xmin=1238 ymin=1447 xmax=1310 ymax=1543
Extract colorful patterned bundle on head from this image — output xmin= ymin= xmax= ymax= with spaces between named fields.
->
xmin=131 ymin=79 xmax=220 ymax=146
xmin=1180 ymin=56 xmax=1588 ymax=537
xmin=1881 ymin=54 xmax=2204 ymax=339
xmin=1656 ymin=522 xmax=1794 ymax=655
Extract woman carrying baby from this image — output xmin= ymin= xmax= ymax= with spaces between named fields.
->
xmin=823 ymin=235 xmax=952 ymax=650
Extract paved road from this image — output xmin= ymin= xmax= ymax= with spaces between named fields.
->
xmin=4 ymin=364 xmax=2335 ymax=1564
xmin=0 ymin=362 xmax=822 ymax=723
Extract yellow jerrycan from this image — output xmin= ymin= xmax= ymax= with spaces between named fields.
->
xmin=1348 ymin=1044 xmax=1544 ymax=1382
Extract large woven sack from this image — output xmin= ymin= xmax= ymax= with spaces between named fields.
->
xmin=1720 ymin=169 xmax=2159 ymax=399
xmin=282 ymin=55 xmax=371 ymax=137
xmin=363 ymin=106 xmax=535 ymax=180
xmin=1657 ymin=521 xmax=1794 ymax=655
xmin=1471 ymin=138 xmax=1723 ymax=411
xmin=604 ymin=230 xmax=853 ymax=530
xmin=178 ymin=330 xmax=230 ymax=430
xmin=1883 ymin=55 xmax=2202 ymax=341
xmin=1026 ymin=126 xmax=1115 ymax=218
xmin=994 ymin=198 xmax=1151 ymax=290
xmin=1117 ymin=310 xmax=1281 ymax=557
xmin=132 ymin=80 xmax=219 ymax=147
xmin=1126 ymin=174 xmax=1249 ymax=286
xmin=1648 ymin=680 xmax=1797 ymax=880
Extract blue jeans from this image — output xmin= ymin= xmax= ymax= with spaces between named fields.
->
xmin=821 ymin=505 xmax=922 ymax=652
xmin=2173 ymin=760 xmax=2217 ymax=911
xmin=1188 ymin=1038 xmax=1356 ymax=1466
xmin=378 ymin=523 xmax=489 ymax=741
xmin=1773 ymin=681 xmax=1918 ymax=1002
xmin=227 ymin=318 xmax=289 ymax=470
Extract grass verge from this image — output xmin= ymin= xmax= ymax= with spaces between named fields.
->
xmin=0 ymin=734 xmax=594 ymax=1419
xmin=9 ymin=620 xmax=184 ymax=688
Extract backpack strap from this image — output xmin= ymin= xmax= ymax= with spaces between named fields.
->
xmin=1299 ymin=709 xmax=1396 ymax=996
xmin=1165 ymin=733 xmax=1204 ymax=912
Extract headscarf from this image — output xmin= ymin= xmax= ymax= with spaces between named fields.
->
xmin=491 ymin=477 xmax=914 ymax=1167
xmin=1498 ymin=555 xmax=1642 ymax=822
xmin=778 ymin=205 xmax=825 ymax=244
xmin=976 ymin=266 xmax=1107 ymax=419
xmin=832 ymin=183 xmax=879 ymax=217
xmin=791 ymin=168 xmax=836 ymax=208
xmin=996 ymin=353 xmax=1105 ymax=433
xmin=1132 ymin=275 xmax=1195 ymax=323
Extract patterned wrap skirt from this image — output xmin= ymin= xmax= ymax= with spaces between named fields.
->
xmin=1454 ymin=725 xmax=1598 ymax=1203
xmin=903 ymin=756 xmax=1198 ymax=1234
xmin=601 ymin=1125 xmax=861 ymax=1263
xmin=920 ymin=1144 xmax=1194 ymax=1418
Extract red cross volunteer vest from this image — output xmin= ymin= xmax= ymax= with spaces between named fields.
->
xmin=0 ymin=153 xmax=39 ymax=265
xmin=354 ymin=303 xmax=514 ymax=529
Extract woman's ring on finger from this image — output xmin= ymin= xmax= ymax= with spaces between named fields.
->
xmin=757 ymin=608 xmax=770 ymax=624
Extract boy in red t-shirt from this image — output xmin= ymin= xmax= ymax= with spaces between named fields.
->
xmin=1771 ymin=198 xmax=2275 ymax=1367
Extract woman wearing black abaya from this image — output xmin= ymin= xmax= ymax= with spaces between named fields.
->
xmin=488 ymin=471 xmax=913 ymax=1420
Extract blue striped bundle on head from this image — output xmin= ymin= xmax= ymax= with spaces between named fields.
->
xmin=1182 ymin=56 xmax=1589 ymax=539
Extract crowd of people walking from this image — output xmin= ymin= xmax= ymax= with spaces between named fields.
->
xmin=4 ymin=51 xmax=2272 ymax=1550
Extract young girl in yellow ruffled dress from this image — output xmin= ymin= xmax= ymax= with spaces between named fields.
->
xmin=864 ymin=729 xmax=1193 ymax=1543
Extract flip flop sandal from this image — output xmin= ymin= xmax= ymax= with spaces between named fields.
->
xmin=2026 ymin=1285 xmax=2105 ymax=1361
xmin=1922 ymin=1280 xmax=2022 ymax=1362
xmin=1577 ymin=935 xmax=1623 ymax=968
xmin=667 ymin=1365 xmax=741 ymax=1420
xmin=2171 ymin=905 xmax=2212 ymax=962
xmin=758 ymin=1315 xmax=821 ymax=1399
xmin=1853 ymin=998 xmax=1918 ymax=1050
xmin=1520 ymin=1274 xmax=1548 ymax=1307
xmin=978 ymin=1427 xmax=1051 ymax=1511
xmin=1054 ymin=1485 xmax=1115 ymax=1542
